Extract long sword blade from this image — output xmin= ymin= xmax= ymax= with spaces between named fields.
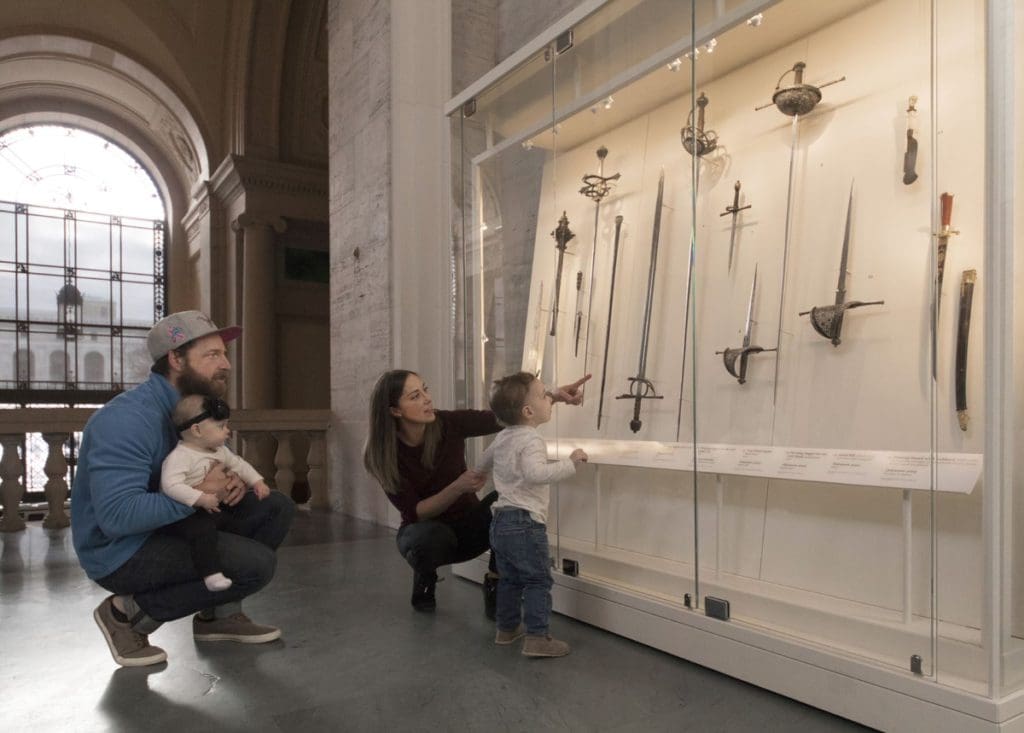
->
xmin=770 ymin=116 xmax=800 ymax=411
xmin=636 ymin=169 xmax=665 ymax=380
xmin=835 ymin=182 xmax=854 ymax=307
xmin=742 ymin=264 xmax=758 ymax=349
xmin=596 ymin=215 xmax=624 ymax=430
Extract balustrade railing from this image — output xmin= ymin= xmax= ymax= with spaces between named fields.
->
xmin=0 ymin=407 xmax=332 ymax=532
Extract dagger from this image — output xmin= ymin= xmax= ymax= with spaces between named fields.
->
xmin=716 ymin=264 xmax=776 ymax=384
xmin=902 ymin=96 xmax=919 ymax=185
xmin=720 ymin=180 xmax=752 ymax=272
xmin=955 ymin=269 xmax=976 ymax=431
xmin=549 ymin=211 xmax=575 ymax=337
xmin=935 ymin=193 xmax=959 ymax=318
xmin=798 ymin=183 xmax=884 ymax=346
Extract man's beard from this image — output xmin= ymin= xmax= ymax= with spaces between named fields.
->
xmin=177 ymin=362 xmax=228 ymax=398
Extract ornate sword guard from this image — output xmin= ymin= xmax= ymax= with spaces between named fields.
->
xmin=764 ymin=62 xmax=845 ymax=117
xmin=580 ymin=146 xmax=621 ymax=202
xmin=552 ymin=211 xmax=575 ymax=251
xmin=805 ymin=301 xmax=885 ymax=347
xmin=681 ymin=92 xmax=719 ymax=157
xmin=808 ymin=305 xmax=843 ymax=345
xmin=717 ymin=346 xmax=776 ymax=385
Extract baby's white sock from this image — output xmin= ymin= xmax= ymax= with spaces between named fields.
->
xmin=204 ymin=572 xmax=233 ymax=592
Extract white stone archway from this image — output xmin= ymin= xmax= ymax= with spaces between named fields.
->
xmin=0 ymin=34 xmax=212 ymax=312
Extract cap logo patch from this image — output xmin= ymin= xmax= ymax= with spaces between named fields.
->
xmin=168 ymin=325 xmax=187 ymax=344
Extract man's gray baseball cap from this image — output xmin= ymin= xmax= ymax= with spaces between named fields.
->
xmin=147 ymin=311 xmax=242 ymax=361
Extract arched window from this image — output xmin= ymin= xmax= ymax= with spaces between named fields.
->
xmin=0 ymin=125 xmax=166 ymax=405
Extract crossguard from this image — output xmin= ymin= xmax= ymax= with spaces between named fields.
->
xmin=616 ymin=377 xmax=663 ymax=433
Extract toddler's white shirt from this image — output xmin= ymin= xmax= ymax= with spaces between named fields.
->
xmin=476 ymin=425 xmax=576 ymax=524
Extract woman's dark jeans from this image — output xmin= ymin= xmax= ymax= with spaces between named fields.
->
xmin=396 ymin=491 xmax=498 ymax=577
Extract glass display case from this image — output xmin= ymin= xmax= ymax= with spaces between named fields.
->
xmin=447 ymin=0 xmax=1020 ymax=727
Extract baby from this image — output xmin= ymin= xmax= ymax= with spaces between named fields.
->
xmin=161 ymin=394 xmax=270 ymax=591
xmin=477 ymin=371 xmax=587 ymax=658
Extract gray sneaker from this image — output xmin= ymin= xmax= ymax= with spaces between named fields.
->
xmin=522 ymin=634 xmax=570 ymax=658
xmin=93 ymin=596 xmax=167 ymax=667
xmin=192 ymin=612 xmax=281 ymax=643
xmin=494 ymin=623 xmax=526 ymax=645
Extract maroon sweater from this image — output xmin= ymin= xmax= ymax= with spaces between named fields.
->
xmin=386 ymin=409 xmax=501 ymax=527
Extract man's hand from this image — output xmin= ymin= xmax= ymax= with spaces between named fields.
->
xmin=196 ymin=462 xmax=247 ymax=506
xmin=552 ymin=374 xmax=592 ymax=405
xmin=194 ymin=492 xmax=221 ymax=513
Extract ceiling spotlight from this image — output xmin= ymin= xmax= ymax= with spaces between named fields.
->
xmin=667 ymin=58 xmax=683 ymax=72
xmin=705 ymin=38 xmax=718 ymax=54
xmin=747 ymin=13 xmax=764 ymax=27
xmin=522 ymin=139 xmax=535 ymax=150
xmin=603 ymin=96 xmax=614 ymax=110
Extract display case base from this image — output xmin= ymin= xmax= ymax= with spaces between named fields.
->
xmin=454 ymin=557 xmax=1024 ymax=733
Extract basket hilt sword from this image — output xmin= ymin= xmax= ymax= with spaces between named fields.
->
xmin=798 ymin=183 xmax=884 ymax=346
xmin=549 ymin=211 xmax=575 ymax=337
xmin=720 ymin=180 xmax=751 ymax=272
xmin=617 ymin=170 xmax=665 ymax=432
xmin=903 ymin=96 xmax=919 ymax=185
xmin=579 ymin=146 xmax=621 ymax=377
xmin=716 ymin=265 xmax=776 ymax=384
xmin=596 ymin=215 xmax=624 ymax=430
xmin=955 ymin=269 xmax=976 ymax=431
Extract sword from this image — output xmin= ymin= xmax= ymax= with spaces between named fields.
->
xmin=716 ymin=265 xmax=776 ymax=384
xmin=955 ymin=269 xmax=976 ymax=431
xmin=549 ymin=211 xmax=575 ymax=337
xmin=617 ymin=170 xmax=665 ymax=432
xmin=798 ymin=183 xmax=884 ymax=346
xmin=935 ymin=192 xmax=958 ymax=317
xmin=596 ymin=215 xmax=624 ymax=430
xmin=902 ymin=96 xmax=919 ymax=185
xmin=573 ymin=271 xmax=584 ymax=357
xmin=720 ymin=180 xmax=751 ymax=272
xmin=579 ymin=147 xmax=620 ymax=378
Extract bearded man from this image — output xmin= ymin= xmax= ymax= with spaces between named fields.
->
xmin=71 ymin=311 xmax=294 ymax=667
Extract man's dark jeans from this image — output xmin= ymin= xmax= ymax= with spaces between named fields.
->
xmin=396 ymin=491 xmax=498 ymax=576
xmin=96 ymin=491 xmax=294 ymax=624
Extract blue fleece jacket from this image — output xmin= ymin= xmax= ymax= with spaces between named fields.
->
xmin=71 ymin=372 xmax=194 ymax=579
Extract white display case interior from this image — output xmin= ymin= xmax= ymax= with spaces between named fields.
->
xmin=448 ymin=0 xmax=1021 ymax=728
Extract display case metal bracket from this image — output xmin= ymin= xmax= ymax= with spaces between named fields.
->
xmin=555 ymin=29 xmax=574 ymax=55
xmin=910 ymin=654 xmax=923 ymax=675
xmin=462 ymin=98 xmax=476 ymax=119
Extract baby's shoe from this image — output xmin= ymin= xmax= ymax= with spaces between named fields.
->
xmin=204 ymin=573 xmax=233 ymax=592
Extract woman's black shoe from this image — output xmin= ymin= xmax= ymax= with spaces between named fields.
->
xmin=411 ymin=571 xmax=438 ymax=612
xmin=483 ymin=574 xmax=498 ymax=620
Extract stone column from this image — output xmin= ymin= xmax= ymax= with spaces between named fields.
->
xmin=231 ymin=215 xmax=285 ymax=408
xmin=0 ymin=435 xmax=26 ymax=532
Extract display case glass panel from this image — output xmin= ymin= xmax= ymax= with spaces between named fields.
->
xmin=451 ymin=0 xmax=1013 ymax=697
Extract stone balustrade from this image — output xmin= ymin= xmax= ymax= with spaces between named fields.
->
xmin=0 ymin=407 xmax=331 ymax=533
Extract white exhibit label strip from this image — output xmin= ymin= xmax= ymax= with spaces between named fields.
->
xmin=549 ymin=440 xmax=982 ymax=494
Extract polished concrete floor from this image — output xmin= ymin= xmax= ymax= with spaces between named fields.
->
xmin=0 ymin=510 xmax=874 ymax=732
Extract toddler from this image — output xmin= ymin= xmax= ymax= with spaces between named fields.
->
xmin=161 ymin=394 xmax=270 ymax=591
xmin=477 ymin=371 xmax=587 ymax=658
